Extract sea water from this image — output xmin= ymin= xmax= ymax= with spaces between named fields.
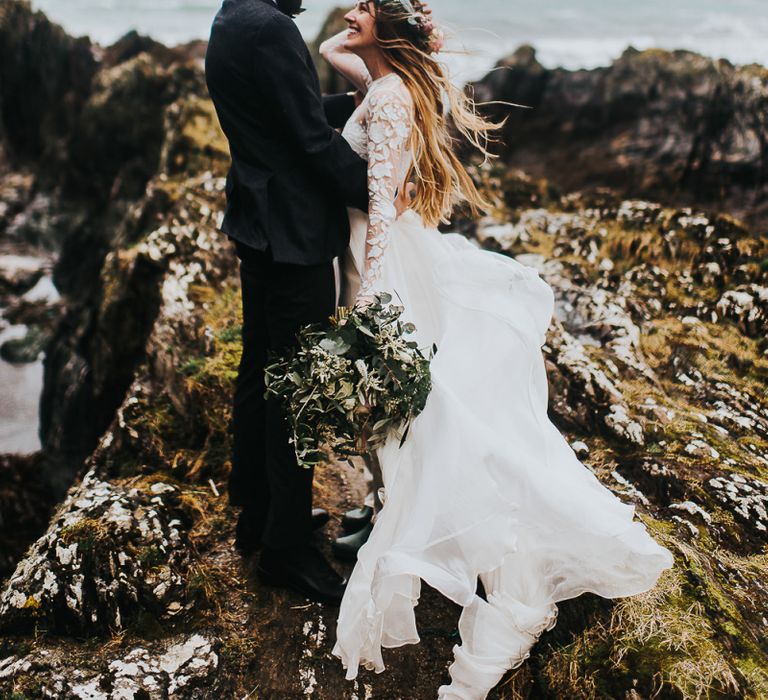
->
xmin=31 ymin=0 xmax=768 ymax=83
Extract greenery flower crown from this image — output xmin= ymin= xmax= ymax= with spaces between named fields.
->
xmin=374 ymin=0 xmax=445 ymax=54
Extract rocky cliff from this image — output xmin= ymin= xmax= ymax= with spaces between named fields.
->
xmin=0 ymin=3 xmax=766 ymax=699
xmin=1 ymin=0 xmax=219 ymax=497
xmin=471 ymin=45 xmax=768 ymax=232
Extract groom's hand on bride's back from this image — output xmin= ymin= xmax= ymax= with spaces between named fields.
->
xmin=395 ymin=183 xmax=417 ymax=218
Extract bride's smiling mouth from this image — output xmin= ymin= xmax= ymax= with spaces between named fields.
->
xmin=343 ymin=1 xmax=377 ymax=50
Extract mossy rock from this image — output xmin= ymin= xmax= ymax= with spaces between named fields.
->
xmin=0 ymin=326 xmax=49 ymax=363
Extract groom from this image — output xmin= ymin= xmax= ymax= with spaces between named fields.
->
xmin=205 ymin=0 xmax=372 ymax=606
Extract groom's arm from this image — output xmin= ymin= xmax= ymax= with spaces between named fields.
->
xmin=254 ymin=16 xmax=368 ymax=212
xmin=322 ymin=93 xmax=356 ymax=129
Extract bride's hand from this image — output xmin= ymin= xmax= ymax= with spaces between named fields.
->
xmin=395 ymin=182 xmax=417 ymax=218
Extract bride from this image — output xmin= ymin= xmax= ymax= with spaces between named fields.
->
xmin=320 ymin=2 xmax=675 ymax=697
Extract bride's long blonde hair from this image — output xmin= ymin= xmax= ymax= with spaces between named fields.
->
xmin=372 ymin=0 xmax=504 ymax=228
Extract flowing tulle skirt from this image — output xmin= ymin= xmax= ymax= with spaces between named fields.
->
xmin=333 ymin=209 xmax=674 ymax=699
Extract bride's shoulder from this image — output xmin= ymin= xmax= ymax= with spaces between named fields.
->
xmin=365 ymin=73 xmax=413 ymax=116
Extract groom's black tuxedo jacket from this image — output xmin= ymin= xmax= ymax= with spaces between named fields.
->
xmin=205 ymin=0 xmax=369 ymax=265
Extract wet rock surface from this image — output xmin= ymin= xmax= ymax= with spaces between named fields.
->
xmin=0 ymin=249 xmax=61 ymax=366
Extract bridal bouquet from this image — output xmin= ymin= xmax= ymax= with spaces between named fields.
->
xmin=264 ymin=293 xmax=434 ymax=468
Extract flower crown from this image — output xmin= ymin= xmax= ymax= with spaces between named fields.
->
xmin=374 ymin=0 xmax=445 ymax=54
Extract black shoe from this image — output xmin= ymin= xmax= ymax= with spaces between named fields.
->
xmin=236 ymin=508 xmax=329 ymax=556
xmin=341 ymin=505 xmax=374 ymax=534
xmin=257 ymin=545 xmax=347 ymax=605
xmin=332 ymin=521 xmax=373 ymax=562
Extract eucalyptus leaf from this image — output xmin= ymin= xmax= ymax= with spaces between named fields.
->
xmin=319 ymin=337 xmax=351 ymax=355
xmin=357 ymin=324 xmax=375 ymax=339
xmin=264 ymin=293 xmax=433 ymax=468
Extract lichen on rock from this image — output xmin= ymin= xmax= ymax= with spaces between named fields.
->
xmin=0 ymin=467 xmax=190 ymax=634
xmin=0 ymin=633 xmax=219 ymax=699
xmin=469 ymin=167 xmax=768 ymax=698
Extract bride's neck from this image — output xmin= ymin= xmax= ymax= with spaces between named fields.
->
xmin=357 ymin=48 xmax=393 ymax=82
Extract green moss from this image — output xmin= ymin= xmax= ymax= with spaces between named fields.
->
xmin=179 ymin=356 xmax=206 ymax=376
xmin=216 ymin=324 xmax=242 ymax=344
xmin=0 ymin=326 xmax=49 ymax=363
xmin=173 ymin=285 xmax=242 ymax=480
xmin=220 ymin=635 xmax=261 ymax=681
xmin=134 ymin=544 xmax=165 ymax=571
xmin=174 ymin=96 xmax=230 ymax=175
xmin=185 ymin=563 xmax=217 ymax=609
xmin=103 ymin=389 xmax=189 ymax=479
xmin=104 ymin=283 xmax=242 ymax=488
xmin=518 ymin=523 xmax=767 ymax=699
xmin=633 ymin=315 xmax=768 ymax=478
xmin=60 ymin=518 xmax=112 ymax=578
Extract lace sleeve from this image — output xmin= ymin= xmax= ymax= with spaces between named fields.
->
xmin=358 ymin=84 xmax=413 ymax=301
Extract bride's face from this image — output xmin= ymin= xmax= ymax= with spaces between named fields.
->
xmin=344 ymin=1 xmax=378 ymax=52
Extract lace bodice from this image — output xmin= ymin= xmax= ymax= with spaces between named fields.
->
xmin=341 ymin=73 xmax=414 ymax=298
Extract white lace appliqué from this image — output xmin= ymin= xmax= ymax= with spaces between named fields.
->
xmin=358 ymin=82 xmax=412 ymax=298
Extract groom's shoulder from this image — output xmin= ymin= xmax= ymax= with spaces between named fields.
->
xmin=220 ymin=0 xmax=292 ymax=35
xmin=247 ymin=7 xmax=303 ymax=51
xmin=257 ymin=9 xmax=301 ymax=43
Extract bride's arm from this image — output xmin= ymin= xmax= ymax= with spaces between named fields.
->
xmin=319 ymin=29 xmax=372 ymax=95
xmin=357 ymin=86 xmax=413 ymax=304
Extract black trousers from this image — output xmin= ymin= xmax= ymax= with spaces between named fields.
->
xmin=229 ymin=239 xmax=336 ymax=549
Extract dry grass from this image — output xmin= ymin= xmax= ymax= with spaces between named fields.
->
xmin=531 ymin=524 xmax=768 ymax=700
xmin=609 ymin=558 xmax=741 ymax=698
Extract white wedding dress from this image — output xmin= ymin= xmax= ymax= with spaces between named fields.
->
xmin=330 ymin=69 xmax=675 ymax=699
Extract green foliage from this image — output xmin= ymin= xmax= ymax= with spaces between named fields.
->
xmin=265 ymin=293 xmax=433 ymax=468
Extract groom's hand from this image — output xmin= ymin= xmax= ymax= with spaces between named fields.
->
xmin=395 ymin=183 xmax=417 ymax=218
